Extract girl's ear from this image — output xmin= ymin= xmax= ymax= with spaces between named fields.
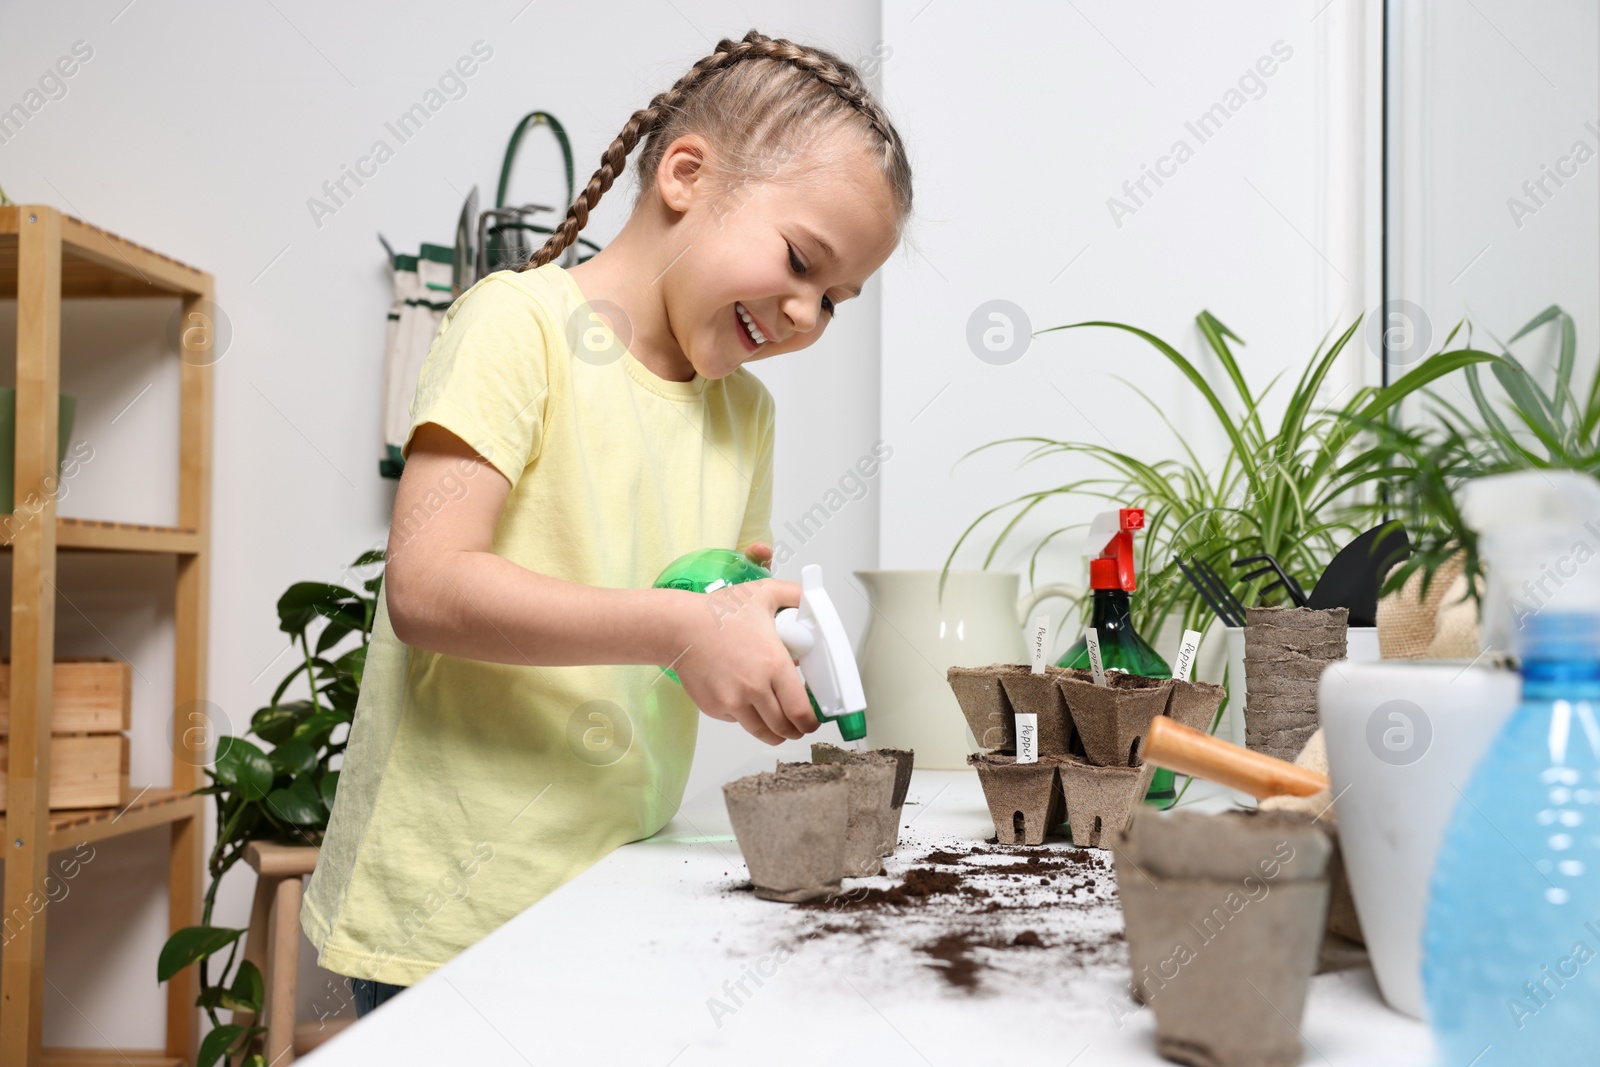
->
xmin=657 ymin=134 xmax=713 ymax=213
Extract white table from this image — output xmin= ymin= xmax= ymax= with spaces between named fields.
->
xmin=303 ymin=767 xmax=1436 ymax=1066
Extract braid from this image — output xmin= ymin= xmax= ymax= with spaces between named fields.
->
xmin=520 ymin=28 xmax=909 ymax=271
xmin=744 ymin=34 xmax=901 ymax=149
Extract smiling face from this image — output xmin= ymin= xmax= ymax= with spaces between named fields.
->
xmin=655 ymin=132 xmax=902 ymax=379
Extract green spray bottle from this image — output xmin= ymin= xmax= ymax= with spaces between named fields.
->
xmin=1055 ymin=508 xmax=1176 ymax=807
xmin=653 ymin=548 xmax=868 ymax=743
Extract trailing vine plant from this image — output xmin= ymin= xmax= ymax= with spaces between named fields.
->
xmin=156 ymin=549 xmax=383 ymax=1067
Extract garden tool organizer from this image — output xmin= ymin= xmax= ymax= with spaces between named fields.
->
xmin=378 ymin=110 xmax=604 ymax=478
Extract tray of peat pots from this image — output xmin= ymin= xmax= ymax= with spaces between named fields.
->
xmin=1113 ymin=807 xmax=1333 ymax=1067
xmin=945 ymin=663 xmax=1032 ymax=752
xmin=777 ymin=751 xmax=897 ymax=877
xmin=948 ymin=663 xmax=1073 ymax=847
xmin=966 ymin=751 xmax=1066 ymax=845
xmin=810 ymin=743 xmax=915 ymax=858
xmin=1055 ymin=668 xmax=1227 ymax=847
xmin=723 ymin=764 xmax=850 ymax=903
xmin=949 ymin=663 xmax=1227 ymax=851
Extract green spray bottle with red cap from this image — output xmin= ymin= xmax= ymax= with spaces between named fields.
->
xmin=1056 ymin=508 xmax=1176 ymax=807
xmin=652 ymin=548 xmax=868 ymax=744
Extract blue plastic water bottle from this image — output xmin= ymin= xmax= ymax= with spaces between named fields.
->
xmin=1422 ymin=611 xmax=1600 ymax=1065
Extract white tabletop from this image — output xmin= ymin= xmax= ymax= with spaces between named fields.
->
xmin=303 ymin=767 xmax=1435 ymax=1066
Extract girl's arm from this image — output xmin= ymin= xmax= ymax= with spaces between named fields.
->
xmin=384 ymin=422 xmax=815 ymax=743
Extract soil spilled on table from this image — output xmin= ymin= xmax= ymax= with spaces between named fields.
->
xmin=729 ymin=837 xmax=1125 ymax=994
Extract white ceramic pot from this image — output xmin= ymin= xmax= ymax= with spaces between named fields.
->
xmin=1319 ymin=660 xmax=1520 ymax=1019
xmin=853 ymin=570 xmax=1077 ymax=769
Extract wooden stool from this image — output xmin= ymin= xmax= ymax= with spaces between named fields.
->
xmin=234 ymin=842 xmax=352 ymax=1062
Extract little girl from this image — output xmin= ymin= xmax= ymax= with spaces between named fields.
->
xmin=302 ymin=28 xmax=912 ymax=1016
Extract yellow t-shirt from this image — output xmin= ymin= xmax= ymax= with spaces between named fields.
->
xmin=302 ymin=263 xmax=775 ymax=985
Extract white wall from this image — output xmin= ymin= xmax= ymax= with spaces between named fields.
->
xmin=1390 ymin=0 xmax=1599 ymax=398
xmin=878 ymin=0 xmax=1368 ymax=645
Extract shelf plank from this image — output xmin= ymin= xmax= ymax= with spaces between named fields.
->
xmin=47 ymin=787 xmax=201 ymax=852
xmin=0 ymin=517 xmax=201 ymax=554
xmin=0 ymin=205 xmax=211 ymax=298
xmin=43 ymin=1050 xmax=183 ymax=1067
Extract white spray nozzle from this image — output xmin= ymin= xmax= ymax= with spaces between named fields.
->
xmin=1085 ymin=510 xmax=1122 ymax=558
xmin=1463 ymin=470 xmax=1600 ymax=657
xmin=773 ymin=564 xmax=867 ymax=724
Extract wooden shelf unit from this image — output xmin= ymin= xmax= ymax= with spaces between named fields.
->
xmin=1 ymin=205 xmax=212 ymax=1067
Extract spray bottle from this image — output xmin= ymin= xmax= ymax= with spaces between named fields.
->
xmin=654 ymin=548 xmax=868 ymax=744
xmin=1422 ymin=470 xmax=1600 ymax=1061
xmin=1057 ymin=508 xmax=1175 ymax=805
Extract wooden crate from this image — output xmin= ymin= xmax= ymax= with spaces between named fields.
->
xmin=0 ymin=734 xmax=129 ymax=811
xmin=0 ymin=658 xmax=132 ymax=734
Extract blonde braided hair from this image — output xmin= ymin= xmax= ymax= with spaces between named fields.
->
xmin=518 ymin=28 xmax=911 ymax=271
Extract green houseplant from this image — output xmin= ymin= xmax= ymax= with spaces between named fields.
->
xmin=156 ymin=549 xmax=384 ymax=1067
xmin=941 ymin=311 xmax=1499 ymax=643
xmin=1344 ymin=304 xmax=1600 ymax=607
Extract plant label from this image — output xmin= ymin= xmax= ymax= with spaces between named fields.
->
xmin=1031 ymin=614 xmax=1050 ymax=674
xmin=1085 ymin=629 xmax=1106 ymax=686
xmin=1173 ymin=629 xmax=1203 ymax=682
xmin=1016 ymin=713 xmax=1039 ymax=763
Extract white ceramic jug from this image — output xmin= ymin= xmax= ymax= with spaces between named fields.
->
xmin=852 ymin=569 xmax=1078 ymax=768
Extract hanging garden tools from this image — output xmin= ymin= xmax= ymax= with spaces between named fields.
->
xmin=1232 ymin=553 xmax=1309 ymax=607
xmin=452 ymin=185 xmax=479 ymax=294
xmin=382 ymin=110 xmax=607 ymax=479
xmin=378 ymin=242 xmax=455 ymax=478
xmin=475 ymin=203 xmax=557 ymax=280
xmin=451 ymin=110 xmax=605 ymax=292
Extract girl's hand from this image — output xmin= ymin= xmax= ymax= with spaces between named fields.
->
xmin=742 ymin=541 xmax=774 ymax=569
xmin=672 ymin=573 xmax=819 ymax=745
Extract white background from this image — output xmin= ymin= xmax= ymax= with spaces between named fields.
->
xmin=0 ymin=0 xmax=1593 ymax=1050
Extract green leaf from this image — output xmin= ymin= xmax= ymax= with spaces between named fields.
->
xmin=1042 ymin=320 xmax=1264 ymax=491
xmin=212 ymin=738 xmax=273 ymax=802
xmin=269 ymin=738 xmax=318 ymax=779
xmin=158 ymin=925 xmax=246 ymax=983
xmin=352 ymin=548 xmax=386 ymax=567
xmin=1195 ymin=310 xmax=1264 ymax=443
xmin=1465 ymin=361 xmax=1518 ymax=453
xmin=320 ymin=678 xmax=360 ymax=716
xmin=319 ymin=769 xmax=340 ymax=809
xmin=331 ymin=644 xmax=366 ymax=675
xmin=277 ymin=582 xmax=360 ymax=635
xmin=250 ymin=704 xmax=304 ymax=746
xmin=315 ymin=619 xmax=356 ymax=655
xmin=293 ymin=710 xmax=345 ymax=749
xmin=270 ymin=661 xmax=341 ymax=706
xmin=264 ymin=776 xmax=325 ymax=826
xmin=1340 ymin=349 xmax=1502 ymax=446
xmin=198 ymin=1023 xmax=244 ymax=1067
xmin=226 ymin=960 xmax=265 ymax=1013
xmin=1491 ymin=354 xmax=1562 ymax=451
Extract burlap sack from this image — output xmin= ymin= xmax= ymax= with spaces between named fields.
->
xmin=1375 ymin=551 xmax=1479 ymax=659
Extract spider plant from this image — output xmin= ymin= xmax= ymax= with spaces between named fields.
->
xmin=941 ymin=311 xmax=1500 ymax=643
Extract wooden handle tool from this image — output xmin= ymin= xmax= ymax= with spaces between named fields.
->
xmin=1143 ymin=716 xmax=1330 ymax=799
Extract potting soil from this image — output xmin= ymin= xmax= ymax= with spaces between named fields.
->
xmin=725 ymin=835 xmax=1126 ymax=997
